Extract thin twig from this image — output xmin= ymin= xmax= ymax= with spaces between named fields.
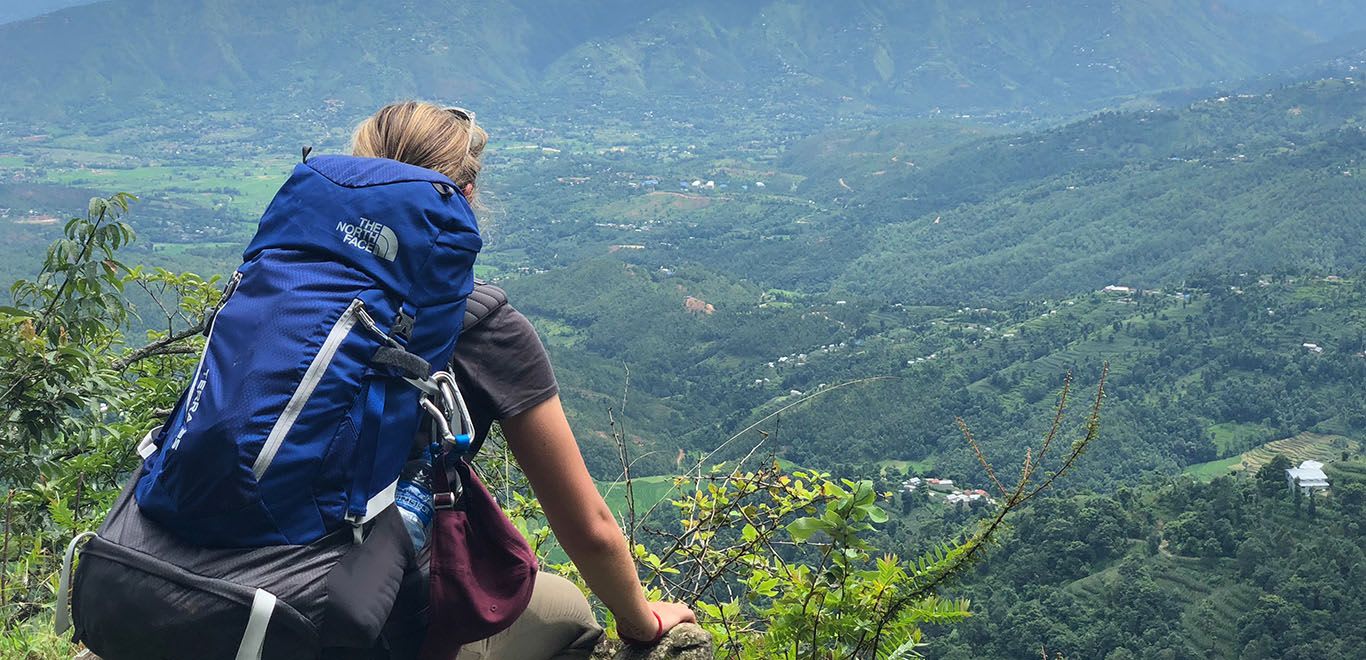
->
xmin=690 ymin=376 xmax=894 ymax=477
xmin=111 ymin=316 xmax=209 ymax=371
xmin=1034 ymin=371 xmax=1073 ymax=469
xmin=957 ymin=417 xmax=1007 ymax=497
xmin=74 ymin=473 xmax=84 ymax=521
xmin=609 ymin=406 xmax=636 ymax=550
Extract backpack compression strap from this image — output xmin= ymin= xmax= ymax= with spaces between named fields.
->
xmin=377 ymin=282 xmax=505 ymax=380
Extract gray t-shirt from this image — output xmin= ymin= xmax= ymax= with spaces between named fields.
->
xmin=446 ymin=297 xmax=559 ymax=445
xmin=386 ymin=292 xmax=558 ymax=647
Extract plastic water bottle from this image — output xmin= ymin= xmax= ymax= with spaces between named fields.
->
xmin=395 ymin=444 xmax=436 ymax=552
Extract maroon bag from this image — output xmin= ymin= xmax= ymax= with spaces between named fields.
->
xmin=418 ymin=455 xmax=538 ymax=660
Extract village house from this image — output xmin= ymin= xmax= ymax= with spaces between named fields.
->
xmin=1286 ymin=460 xmax=1330 ymax=495
xmin=944 ymin=490 xmax=991 ymax=507
xmin=902 ymin=477 xmax=995 ymax=507
xmin=924 ymin=478 xmax=956 ymax=493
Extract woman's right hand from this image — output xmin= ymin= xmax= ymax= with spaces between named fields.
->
xmin=652 ymin=600 xmax=697 ymax=633
xmin=620 ymin=601 xmax=696 ymax=643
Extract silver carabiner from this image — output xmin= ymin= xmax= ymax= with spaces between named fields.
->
xmin=420 ymin=371 xmax=475 ymax=454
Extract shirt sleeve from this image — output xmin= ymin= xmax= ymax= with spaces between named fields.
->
xmin=447 ymin=302 xmax=559 ymax=435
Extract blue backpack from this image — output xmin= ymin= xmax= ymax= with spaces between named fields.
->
xmin=133 ymin=154 xmax=482 ymax=548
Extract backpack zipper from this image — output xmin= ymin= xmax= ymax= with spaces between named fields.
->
xmin=252 ymin=299 xmax=365 ymax=480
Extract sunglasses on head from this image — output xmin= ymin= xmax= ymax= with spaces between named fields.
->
xmin=444 ymin=106 xmax=475 ymax=123
xmin=445 ymin=106 xmax=478 ymax=163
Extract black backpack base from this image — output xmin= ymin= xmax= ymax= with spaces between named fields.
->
xmin=62 ymin=472 xmax=414 ymax=660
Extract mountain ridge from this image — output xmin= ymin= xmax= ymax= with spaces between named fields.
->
xmin=2 ymin=0 xmax=1361 ymax=123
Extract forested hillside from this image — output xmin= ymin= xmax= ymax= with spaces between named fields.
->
xmin=925 ymin=467 xmax=1366 ymax=659
xmin=3 ymin=2 xmax=1365 ymax=657
xmin=513 ymin=259 xmax=1366 ymax=490
xmin=813 ymin=78 xmax=1366 ymax=303
xmin=473 ymin=76 xmax=1366 ymax=487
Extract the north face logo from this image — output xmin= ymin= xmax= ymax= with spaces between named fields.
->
xmin=336 ymin=217 xmax=398 ymax=261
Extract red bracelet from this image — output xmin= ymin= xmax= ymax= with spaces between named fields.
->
xmin=621 ymin=611 xmax=664 ymax=646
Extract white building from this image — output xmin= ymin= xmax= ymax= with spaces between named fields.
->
xmin=1286 ymin=460 xmax=1330 ymax=495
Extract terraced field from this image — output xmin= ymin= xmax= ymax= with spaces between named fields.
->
xmin=1064 ymin=552 xmax=1259 ymax=659
xmin=1324 ymin=460 xmax=1366 ymax=486
xmin=1236 ymin=432 xmax=1357 ymax=472
xmin=1183 ymin=582 xmax=1261 ymax=658
xmin=1186 ymin=432 xmax=1361 ymax=480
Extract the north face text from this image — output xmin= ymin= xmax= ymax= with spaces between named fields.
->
xmin=336 ymin=217 xmax=399 ymax=261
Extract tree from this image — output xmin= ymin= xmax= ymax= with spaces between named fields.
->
xmin=1256 ymin=454 xmax=1292 ymax=497
xmin=1 ymin=194 xmax=221 ymax=635
xmin=1337 ymin=482 xmax=1366 ymax=518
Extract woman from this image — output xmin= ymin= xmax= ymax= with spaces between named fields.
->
xmin=351 ymin=101 xmax=695 ymax=659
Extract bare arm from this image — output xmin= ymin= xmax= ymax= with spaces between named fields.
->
xmin=501 ymin=394 xmax=694 ymax=640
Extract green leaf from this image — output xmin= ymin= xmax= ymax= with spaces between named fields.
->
xmin=696 ymin=601 xmax=723 ymax=619
xmin=742 ymin=523 xmax=758 ymax=542
xmin=49 ymin=496 xmax=76 ymax=530
xmin=787 ymin=516 xmax=826 ymax=542
xmin=867 ymin=505 xmax=889 ymax=524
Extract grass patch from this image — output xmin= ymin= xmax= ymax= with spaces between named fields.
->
xmin=599 ymin=474 xmax=682 ymax=523
xmin=1186 ymin=455 xmax=1243 ymax=481
xmin=1207 ymin=422 xmax=1272 ymax=455
xmin=0 ymin=615 xmax=77 ymax=660
xmin=878 ymin=457 xmax=938 ymax=475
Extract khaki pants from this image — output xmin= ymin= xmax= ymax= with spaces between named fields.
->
xmin=453 ymin=572 xmax=604 ymax=660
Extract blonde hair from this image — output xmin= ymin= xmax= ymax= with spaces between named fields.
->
xmin=351 ymin=101 xmax=488 ymax=207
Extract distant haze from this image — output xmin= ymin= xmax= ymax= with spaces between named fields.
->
xmin=4 ymin=0 xmax=1366 ymax=123
xmin=0 ymin=0 xmax=100 ymax=25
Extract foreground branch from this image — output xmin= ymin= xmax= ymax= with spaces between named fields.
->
xmin=111 ymin=316 xmax=208 ymax=371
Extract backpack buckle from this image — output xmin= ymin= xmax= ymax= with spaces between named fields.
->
xmin=392 ymin=311 xmax=415 ymax=341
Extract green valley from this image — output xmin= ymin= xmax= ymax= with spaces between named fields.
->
xmin=3 ymin=1 xmax=1366 ymax=657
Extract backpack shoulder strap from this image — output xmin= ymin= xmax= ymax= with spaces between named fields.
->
xmin=462 ymin=281 xmax=508 ymax=333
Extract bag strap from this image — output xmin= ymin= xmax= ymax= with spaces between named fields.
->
xmin=53 ymin=531 xmax=97 ymax=635
xmin=235 ymin=589 xmax=278 ymax=660
xmin=431 ymin=451 xmax=465 ymax=511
